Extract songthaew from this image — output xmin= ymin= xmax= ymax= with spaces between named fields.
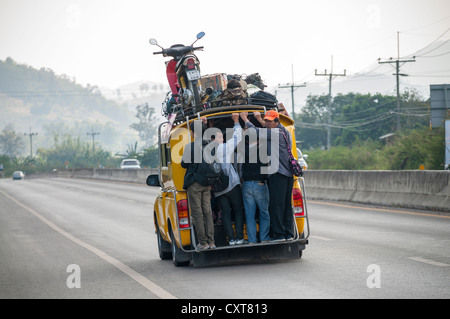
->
xmin=145 ymin=106 xmax=309 ymax=267
xmin=147 ymin=32 xmax=309 ymax=267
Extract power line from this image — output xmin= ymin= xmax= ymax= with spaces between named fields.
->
xmin=315 ymin=56 xmax=346 ymax=150
xmin=24 ymin=127 xmax=38 ymax=158
xmin=405 ymin=27 xmax=450 ymax=58
xmin=277 ymin=64 xmax=306 ymax=119
xmin=378 ymin=32 xmax=415 ymax=132
xmin=400 ymin=15 xmax=450 ymax=34
xmin=417 ymin=49 xmax=450 ymax=58
xmin=87 ymin=128 xmax=100 ymax=152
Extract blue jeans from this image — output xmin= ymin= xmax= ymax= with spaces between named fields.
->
xmin=242 ymin=181 xmax=270 ymax=243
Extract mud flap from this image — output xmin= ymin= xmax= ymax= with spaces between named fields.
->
xmin=192 ymin=241 xmax=304 ymax=267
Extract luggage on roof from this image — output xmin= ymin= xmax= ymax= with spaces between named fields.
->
xmin=248 ymin=90 xmax=278 ymax=109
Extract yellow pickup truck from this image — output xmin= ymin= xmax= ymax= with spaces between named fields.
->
xmin=146 ymin=105 xmax=310 ymax=267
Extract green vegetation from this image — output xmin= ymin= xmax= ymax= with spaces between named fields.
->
xmin=294 ymin=89 xmax=446 ymax=170
xmin=306 ymin=127 xmax=445 ymax=170
xmin=0 ymin=133 xmax=160 ymax=177
xmin=295 ymin=89 xmax=430 ymax=150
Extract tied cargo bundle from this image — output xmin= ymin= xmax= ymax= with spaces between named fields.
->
xmin=200 ymin=73 xmax=227 ymax=91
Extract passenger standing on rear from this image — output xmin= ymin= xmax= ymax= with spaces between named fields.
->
xmin=181 ymin=117 xmax=216 ymax=250
xmin=240 ymin=111 xmax=295 ymax=242
xmin=212 ymin=113 xmax=245 ymax=246
xmin=240 ymin=126 xmax=270 ymax=244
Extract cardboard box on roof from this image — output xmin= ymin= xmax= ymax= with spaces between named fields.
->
xmin=200 ymin=73 xmax=227 ymax=91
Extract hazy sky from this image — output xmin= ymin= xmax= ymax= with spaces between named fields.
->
xmin=1 ymin=0 xmax=449 ymax=91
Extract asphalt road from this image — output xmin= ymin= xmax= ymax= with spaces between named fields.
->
xmin=1 ymin=177 xmax=449 ymax=299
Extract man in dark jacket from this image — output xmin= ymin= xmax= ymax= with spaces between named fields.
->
xmin=181 ymin=118 xmax=215 ymax=250
xmin=240 ymin=111 xmax=295 ymax=242
xmin=240 ymin=126 xmax=270 ymax=243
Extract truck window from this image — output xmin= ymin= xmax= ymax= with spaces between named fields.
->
xmin=160 ymin=143 xmax=171 ymax=167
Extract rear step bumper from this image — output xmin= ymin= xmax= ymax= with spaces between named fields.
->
xmin=191 ymin=240 xmax=306 ymax=267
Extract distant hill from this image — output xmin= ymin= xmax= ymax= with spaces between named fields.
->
xmin=98 ymin=80 xmax=169 ymax=118
xmin=0 ymin=58 xmax=166 ymax=154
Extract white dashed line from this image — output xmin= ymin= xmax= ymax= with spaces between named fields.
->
xmin=1 ymin=189 xmax=177 ymax=299
xmin=310 ymin=235 xmax=334 ymax=241
xmin=408 ymin=257 xmax=449 ymax=267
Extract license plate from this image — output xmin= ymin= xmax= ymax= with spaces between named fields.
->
xmin=186 ymin=69 xmax=200 ymax=81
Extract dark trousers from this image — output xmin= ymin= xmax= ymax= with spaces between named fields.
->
xmin=268 ymin=173 xmax=294 ymax=239
xmin=217 ymin=185 xmax=245 ymax=241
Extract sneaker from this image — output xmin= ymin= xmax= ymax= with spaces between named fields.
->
xmin=235 ymin=239 xmax=245 ymax=245
xmin=209 ymin=243 xmax=216 ymax=249
xmin=229 ymin=239 xmax=236 ymax=246
xmin=286 ymin=237 xmax=294 ymax=242
xmin=271 ymin=238 xmax=286 ymax=243
xmin=196 ymin=243 xmax=209 ymax=251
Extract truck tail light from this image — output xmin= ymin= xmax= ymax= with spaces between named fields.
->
xmin=292 ymin=188 xmax=305 ymax=217
xmin=177 ymin=199 xmax=190 ymax=228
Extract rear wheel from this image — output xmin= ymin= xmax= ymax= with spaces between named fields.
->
xmin=298 ymin=232 xmax=305 ymax=258
xmin=156 ymin=225 xmax=172 ymax=260
xmin=170 ymin=229 xmax=191 ymax=267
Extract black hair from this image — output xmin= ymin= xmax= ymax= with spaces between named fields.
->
xmin=189 ymin=120 xmax=206 ymax=134
xmin=209 ymin=127 xmax=222 ymax=140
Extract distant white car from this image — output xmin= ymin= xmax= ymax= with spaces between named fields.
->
xmin=296 ymin=148 xmax=308 ymax=171
xmin=12 ymin=171 xmax=25 ymax=180
xmin=120 ymin=159 xmax=141 ymax=169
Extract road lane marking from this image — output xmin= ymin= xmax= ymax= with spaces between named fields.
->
xmin=310 ymin=235 xmax=334 ymax=241
xmin=309 ymin=200 xmax=450 ymax=219
xmin=408 ymin=257 xmax=450 ymax=267
xmin=0 ymin=189 xmax=177 ymax=299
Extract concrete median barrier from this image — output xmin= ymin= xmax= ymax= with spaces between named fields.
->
xmin=28 ymin=168 xmax=449 ymax=212
xmin=51 ymin=168 xmax=158 ymax=184
xmin=303 ymin=170 xmax=450 ymax=212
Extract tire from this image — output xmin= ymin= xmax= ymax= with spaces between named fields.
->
xmin=192 ymin=81 xmax=201 ymax=109
xmin=157 ymin=226 xmax=172 ymax=260
xmin=170 ymin=229 xmax=191 ymax=267
xmin=298 ymin=232 xmax=305 ymax=258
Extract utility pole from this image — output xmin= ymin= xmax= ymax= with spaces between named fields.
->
xmin=378 ymin=31 xmax=415 ymax=132
xmin=87 ymin=128 xmax=100 ymax=152
xmin=24 ymin=127 xmax=38 ymax=158
xmin=315 ymin=56 xmax=346 ymax=150
xmin=278 ymin=64 xmax=306 ymax=119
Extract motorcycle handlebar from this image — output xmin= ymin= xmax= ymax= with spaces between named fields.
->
xmin=152 ymin=46 xmax=203 ymax=56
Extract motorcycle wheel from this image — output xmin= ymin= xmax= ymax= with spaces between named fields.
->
xmin=192 ymin=81 xmax=201 ymax=112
